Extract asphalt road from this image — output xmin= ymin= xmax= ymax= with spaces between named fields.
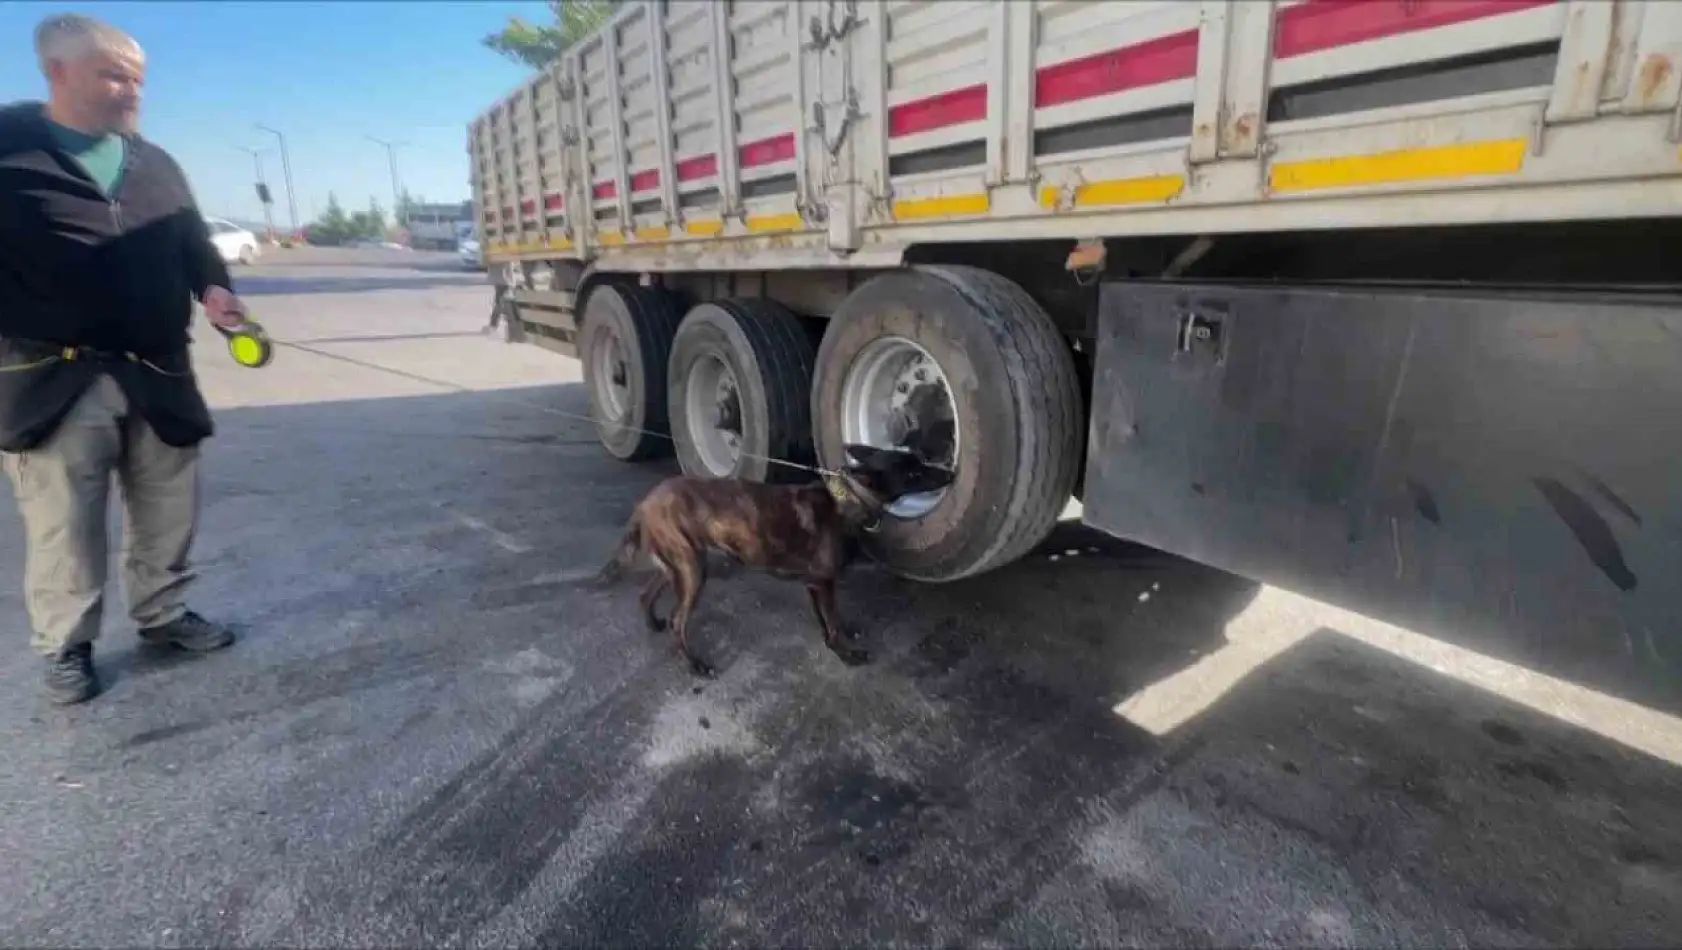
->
xmin=2 ymin=248 xmax=1680 ymax=948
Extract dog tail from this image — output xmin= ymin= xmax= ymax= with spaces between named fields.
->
xmin=595 ymin=511 xmax=643 ymax=586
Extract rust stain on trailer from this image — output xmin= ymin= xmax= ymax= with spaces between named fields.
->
xmin=1635 ymin=53 xmax=1674 ymax=108
xmin=1229 ymin=111 xmax=1258 ymax=151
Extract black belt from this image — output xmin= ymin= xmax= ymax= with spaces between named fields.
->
xmin=4 ymin=342 xmax=187 ymax=377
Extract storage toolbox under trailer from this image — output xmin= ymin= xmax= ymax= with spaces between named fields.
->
xmin=470 ymin=0 xmax=1682 ymax=711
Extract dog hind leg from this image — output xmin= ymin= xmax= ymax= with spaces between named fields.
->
xmin=594 ymin=515 xmax=643 ymax=587
xmin=669 ymin=546 xmax=714 ymax=677
xmin=640 ymin=574 xmax=670 ymax=632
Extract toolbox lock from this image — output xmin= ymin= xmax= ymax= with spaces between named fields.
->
xmin=1177 ymin=309 xmax=1224 ymax=356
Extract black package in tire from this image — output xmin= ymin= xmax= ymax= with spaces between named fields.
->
xmin=811 ymin=266 xmax=1084 ymax=582
xmin=579 ymin=281 xmax=682 ymax=461
xmin=668 ymin=298 xmax=815 ymax=483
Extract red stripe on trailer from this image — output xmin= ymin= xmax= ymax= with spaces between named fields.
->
xmin=1034 ymin=28 xmax=1200 ymax=109
xmin=629 ymin=169 xmax=660 ymax=192
xmin=592 ymin=180 xmax=617 ymax=200
xmin=1274 ymin=0 xmax=1558 ymax=59
xmin=676 ymin=153 xmax=719 ymax=182
xmin=889 ymin=85 xmax=987 ymax=138
xmin=519 ymin=199 xmax=536 ymax=215
xmin=543 ymin=193 xmax=564 ymax=211
xmin=738 ymin=133 xmax=797 ymax=168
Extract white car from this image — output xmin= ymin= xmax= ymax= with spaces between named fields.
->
xmin=205 ymin=217 xmax=260 ymax=266
xmin=457 ymin=235 xmax=483 ymax=270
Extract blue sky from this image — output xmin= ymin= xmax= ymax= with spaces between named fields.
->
xmin=0 ymin=1 xmax=552 ymax=228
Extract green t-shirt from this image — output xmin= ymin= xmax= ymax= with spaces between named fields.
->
xmin=47 ymin=120 xmax=127 ymax=198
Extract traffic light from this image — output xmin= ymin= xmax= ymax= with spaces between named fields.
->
xmin=256 ymin=182 xmax=272 ymax=205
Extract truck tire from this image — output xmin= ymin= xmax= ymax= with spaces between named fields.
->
xmin=811 ymin=266 xmax=1084 ymax=582
xmin=668 ymin=298 xmax=815 ymax=483
xmin=579 ymin=281 xmax=682 ymax=461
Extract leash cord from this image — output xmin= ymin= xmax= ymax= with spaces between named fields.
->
xmin=274 ymin=336 xmax=849 ymax=480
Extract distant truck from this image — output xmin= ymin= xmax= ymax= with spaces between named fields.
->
xmin=405 ymin=201 xmax=473 ymax=250
xmin=469 ymin=0 xmax=1682 ymax=710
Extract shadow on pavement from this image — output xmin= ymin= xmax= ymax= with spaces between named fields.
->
xmin=0 ymin=383 xmax=1678 ymax=948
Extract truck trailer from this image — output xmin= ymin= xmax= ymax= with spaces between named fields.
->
xmin=469 ymin=0 xmax=1682 ymax=711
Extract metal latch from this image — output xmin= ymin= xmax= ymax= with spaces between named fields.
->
xmin=807 ymin=0 xmax=859 ymax=49
xmin=811 ymin=89 xmax=860 ymax=158
xmin=1177 ymin=309 xmax=1223 ymax=354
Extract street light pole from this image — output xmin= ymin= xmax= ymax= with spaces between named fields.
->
xmin=367 ymin=136 xmax=407 ymax=228
xmin=255 ymin=124 xmax=299 ymax=238
xmin=234 ymin=145 xmax=275 ymax=239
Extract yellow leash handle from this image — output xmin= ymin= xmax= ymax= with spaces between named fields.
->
xmin=213 ymin=317 xmax=274 ymax=369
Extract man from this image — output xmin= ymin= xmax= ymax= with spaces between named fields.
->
xmin=0 ymin=14 xmax=245 ymax=705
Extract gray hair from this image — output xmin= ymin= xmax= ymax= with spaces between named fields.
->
xmin=34 ymin=13 xmax=144 ymax=76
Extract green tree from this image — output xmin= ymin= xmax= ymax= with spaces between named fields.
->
xmin=482 ymin=0 xmax=621 ymax=70
xmin=397 ymin=188 xmax=422 ymax=226
xmin=341 ymin=197 xmax=386 ymax=242
xmin=307 ymin=192 xmax=356 ymax=246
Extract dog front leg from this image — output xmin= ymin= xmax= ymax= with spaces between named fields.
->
xmin=808 ymin=580 xmax=869 ymax=666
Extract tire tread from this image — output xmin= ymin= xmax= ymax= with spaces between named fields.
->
xmin=594 ymin=280 xmax=683 ymax=461
xmin=918 ymin=265 xmax=1085 ymax=578
xmin=675 ymin=298 xmax=816 ymax=482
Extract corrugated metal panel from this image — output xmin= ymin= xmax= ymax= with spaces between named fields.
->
xmin=468 ymin=0 xmax=1682 ymax=263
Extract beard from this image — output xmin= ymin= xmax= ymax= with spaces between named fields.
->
xmin=103 ymin=104 xmax=140 ymax=136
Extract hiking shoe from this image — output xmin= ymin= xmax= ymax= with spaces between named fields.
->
xmin=46 ymin=642 xmax=98 ymax=705
xmin=138 ymin=610 xmax=235 ymax=653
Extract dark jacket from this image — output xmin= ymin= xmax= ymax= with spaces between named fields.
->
xmin=0 ymin=100 xmax=231 ymax=452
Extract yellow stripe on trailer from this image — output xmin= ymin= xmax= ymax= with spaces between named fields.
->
xmin=892 ymin=191 xmax=991 ymax=221
xmin=744 ymin=213 xmax=804 ymax=234
xmin=1269 ymin=138 xmax=1528 ymax=194
xmin=597 ymin=230 xmax=626 ymax=246
xmin=1039 ymin=174 xmax=1185 ymax=210
xmin=683 ymin=218 xmax=725 ymax=237
xmin=546 ymin=235 xmax=573 ymax=251
xmin=633 ymin=226 xmax=672 ymax=242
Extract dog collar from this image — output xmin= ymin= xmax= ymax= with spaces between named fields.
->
xmin=825 ymin=472 xmax=884 ymax=533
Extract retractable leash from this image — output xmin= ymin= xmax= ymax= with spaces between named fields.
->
xmin=268 ymin=335 xmax=951 ymax=494
xmin=213 ymin=315 xmax=274 ymax=368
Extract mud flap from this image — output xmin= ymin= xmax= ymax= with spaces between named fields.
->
xmin=1081 ymin=281 xmax=1682 ymax=712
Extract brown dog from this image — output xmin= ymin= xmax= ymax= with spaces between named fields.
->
xmin=596 ymin=444 xmax=954 ymax=676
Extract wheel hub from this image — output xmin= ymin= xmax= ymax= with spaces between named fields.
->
xmin=684 ymin=354 xmax=743 ymax=476
xmin=592 ymin=330 xmax=632 ymax=424
xmin=840 ymin=337 xmax=959 ymax=518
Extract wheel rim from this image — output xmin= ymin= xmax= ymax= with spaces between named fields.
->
xmin=591 ymin=327 xmax=632 ymax=425
xmin=684 ymin=353 xmax=743 ymax=476
xmin=840 ymin=336 xmax=959 ymax=518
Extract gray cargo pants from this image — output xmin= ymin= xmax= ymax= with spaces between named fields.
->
xmin=4 ymin=374 xmax=199 ymax=657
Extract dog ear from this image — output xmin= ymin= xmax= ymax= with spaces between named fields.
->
xmin=843 ymin=443 xmax=884 ymax=466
